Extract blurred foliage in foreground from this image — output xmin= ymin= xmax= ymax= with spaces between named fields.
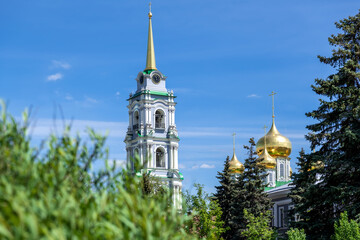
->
xmin=184 ymin=183 xmax=225 ymax=239
xmin=0 ymin=102 xmax=197 ymax=240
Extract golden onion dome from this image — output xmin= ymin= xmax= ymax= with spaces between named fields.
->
xmin=257 ymin=147 xmax=276 ymax=169
xmin=229 ymin=153 xmax=245 ymax=174
xmin=256 ymin=119 xmax=292 ymax=158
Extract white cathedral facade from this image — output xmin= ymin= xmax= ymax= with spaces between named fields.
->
xmin=124 ymin=9 xmax=183 ymax=206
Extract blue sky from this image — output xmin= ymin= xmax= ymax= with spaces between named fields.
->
xmin=1 ymin=1 xmax=359 ymax=193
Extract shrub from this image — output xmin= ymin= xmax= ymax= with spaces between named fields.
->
xmin=0 ymin=102 xmax=196 ymax=239
xmin=287 ymin=228 xmax=306 ymax=240
xmin=240 ymin=209 xmax=274 ymax=240
xmin=184 ymin=183 xmax=225 ymax=239
xmin=332 ymin=211 xmax=360 ymax=240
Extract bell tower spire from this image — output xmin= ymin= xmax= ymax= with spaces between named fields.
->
xmin=125 ymin=4 xmax=182 ymax=208
xmin=145 ymin=2 xmax=157 ymax=71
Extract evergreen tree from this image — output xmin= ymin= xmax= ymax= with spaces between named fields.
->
xmin=292 ymin=11 xmax=360 ymax=239
xmin=214 ymin=156 xmax=236 ymax=239
xmin=288 ymin=149 xmax=323 ymax=231
xmin=231 ymin=138 xmax=273 ymax=240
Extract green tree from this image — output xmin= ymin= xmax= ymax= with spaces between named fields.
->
xmin=214 ymin=156 xmax=236 ymax=239
xmin=0 ymin=102 xmax=197 ymax=240
xmin=287 ymin=228 xmax=306 ymax=240
xmin=293 ymin=10 xmax=360 ymax=239
xmin=332 ymin=212 xmax=360 ymax=240
xmin=240 ymin=209 xmax=274 ymax=240
xmin=184 ymin=183 xmax=225 ymax=239
xmin=288 ymin=149 xmax=322 ymax=231
xmin=232 ymin=138 xmax=273 ymax=240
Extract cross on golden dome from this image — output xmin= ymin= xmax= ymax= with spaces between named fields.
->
xmin=269 ymin=91 xmax=277 ymax=119
xmin=228 ymin=132 xmax=244 ymax=174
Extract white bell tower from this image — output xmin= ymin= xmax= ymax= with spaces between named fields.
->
xmin=124 ymin=6 xmax=183 ymax=206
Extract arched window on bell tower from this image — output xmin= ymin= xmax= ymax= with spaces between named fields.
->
xmin=133 ymin=111 xmax=139 ymax=130
xmin=155 ymin=109 xmax=165 ymax=129
xmin=156 ymin=147 xmax=165 ymax=168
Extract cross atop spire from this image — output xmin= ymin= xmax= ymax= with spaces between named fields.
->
xmin=145 ymin=3 xmax=157 ymax=71
xmin=232 ymin=132 xmax=236 ymax=154
xmin=269 ymin=91 xmax=277 ymax=121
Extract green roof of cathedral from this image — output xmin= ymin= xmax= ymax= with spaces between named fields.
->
xmin=265 ymin=180 xmax=292 ymax=191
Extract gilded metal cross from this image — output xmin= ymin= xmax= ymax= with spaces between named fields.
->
xmin=232 ymin=132 xmax=236 ymax=153
xmin=269 ymin=91 xmax=277 ymax=118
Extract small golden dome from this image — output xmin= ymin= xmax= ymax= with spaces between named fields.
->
xmin=309 ymin=161 xmax=324 ymax=171
xmin=257 ymin=147 xmax=276 ymax=169
xmin=256 ymin=119 xmax=292 ymax=158
xmin=229 ymin=153 xmax=244 ymax=174
xmin=290 ymin=166 xmax=293 ymax=176
xmin=148 ymin=12 xmax=152 ymax=18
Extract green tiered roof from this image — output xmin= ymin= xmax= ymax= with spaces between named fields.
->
xmin=265 ymin=180 xmax=292 ymax=191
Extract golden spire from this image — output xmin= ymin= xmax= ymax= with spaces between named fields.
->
xmin=229 ymin=133 xmax=244 ymax=174
xmin=145 ymin=2 xmax=157 ymax=71
xmin=257 ymin=125 xmax=276 ymax=169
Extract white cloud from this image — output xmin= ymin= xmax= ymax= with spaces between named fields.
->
xmin=52 ymin=60 xmax=71 ymax=69
xmin=65 ymin=94 xmax=73 ymax=101
xmin=28 ymin=118 xmax=128 ymax=138
xmin=191 ymin=163 xmax=215 ymax=169
xmin=200 ymin=163 xmax=215 ymax=169
xmin=180 ymin=127 xmax=263 ymax=138
xmin=46 ymin=73 xmax=63 ymax=82
xmin=247 ymin=94 xmax=260 ymax=98
xmin=179 ymin=126 xmax=307 ymax=140
xmin=84 ymin=96 xmax=98 ymax=104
